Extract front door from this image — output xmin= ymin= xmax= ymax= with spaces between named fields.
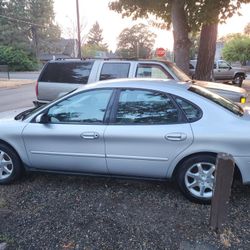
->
xmin=105 ymin=89 xmax=194 ymax=178
xmin=23 ymin=88 xmax=113 ymax=174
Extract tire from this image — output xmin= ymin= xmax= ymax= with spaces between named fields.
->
xmin=176 ymin=154 xmax=216 ymax=204
xmin=233 ymin=74 xmax=243 ymax=87
xmin=0 ymin=143 xmax=23 ymax=184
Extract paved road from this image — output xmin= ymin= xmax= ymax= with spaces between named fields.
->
xmin=0 ymin=71 xmax=40 ymax=80
xmin=0 ymin=83 xmax=35 ymax=113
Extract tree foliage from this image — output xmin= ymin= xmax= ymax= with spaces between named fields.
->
xmin=110 ymin=0 xmax=250 ymax=78
xmin=222 ymin=36 xmax=250 ymax=65
xmin=116 ymin=23 xmax=156 ymax=58
xmin=244 ymin=22 xmax=250 ymax=35
xmin=0 ymin=45 xmax=38 ymax=71
xmin=0 ymin=0 xmax=61 ymax=57
xmin=87 ymin=22 xmax=108 ymax=49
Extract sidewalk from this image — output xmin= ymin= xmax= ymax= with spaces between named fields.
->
xmin=0 ymin=79 xmax=35 ymax=88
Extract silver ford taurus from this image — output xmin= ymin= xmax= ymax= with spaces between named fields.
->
xmin=0 ymin=79 xmax=250 ymax=203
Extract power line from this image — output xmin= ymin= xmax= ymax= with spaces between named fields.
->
xmin=0 ymin=14 xmax=57 ymax=30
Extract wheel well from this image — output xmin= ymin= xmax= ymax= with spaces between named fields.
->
xmin=172 ymin=152 xmax=242 ymax=183
xmin=234 ymin=73 xmax=245 ymax=78
xmin=0 ymin=139 xmax=23 ymax=165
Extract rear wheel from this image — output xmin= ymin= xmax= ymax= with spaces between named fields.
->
xmin=176 ymin=155 xmax=216 ymax=204
xmin=233 ymin=74 xmax=243 ymax=87
xmin=0 ymin=143 xmax=22 ymax=184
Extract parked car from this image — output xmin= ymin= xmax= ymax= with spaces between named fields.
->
xmin=35 ymin=59 xmax=247 ymax=105
xmin=189 ymin=59 xmax=247 ymax=87
xmin=1 ymin=78 xmax=250 ymax=204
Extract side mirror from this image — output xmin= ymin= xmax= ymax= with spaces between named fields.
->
xmin=35 ymin=113 xmax=50 ymax=123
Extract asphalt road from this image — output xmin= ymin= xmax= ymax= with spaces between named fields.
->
xmin=0 ymin=83 xmax=35 ymax=114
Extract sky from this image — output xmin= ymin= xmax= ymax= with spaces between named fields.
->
xmin=54 ymin=0 xmax=250 ymax=52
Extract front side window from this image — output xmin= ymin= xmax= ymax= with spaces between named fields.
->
xmin=136 ymin=64 xmax=172 ymax=79
xmin=218 ymin=61 xmax=230 ymax=69
xmin=99 ymin=63 xmax=130 ymax=81
xmin=115 ymin=89 xmax=180 ymax=124
xmin=40 ymin=61 xmax=94 ymax=84
xmin=47 ymin=89 xmax=113 ymax=124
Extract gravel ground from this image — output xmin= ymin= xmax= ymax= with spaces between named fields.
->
xmin=0 ymin=173 xmax=250 ymax=250
xmin=1 ymin=79 xmax=250 ymax=250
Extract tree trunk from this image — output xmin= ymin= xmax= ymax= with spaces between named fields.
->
xmin=171 ymin=0 xmax=191 ymax=75
xmin=194 ymin=23 xmax=218 ymax=81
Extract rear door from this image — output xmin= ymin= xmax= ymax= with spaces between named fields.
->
xmin=105 ymin=88 xmax=194 ymax=178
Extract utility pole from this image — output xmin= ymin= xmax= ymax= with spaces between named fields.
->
xmin=76 ymin=0 xmax=82 ymax=58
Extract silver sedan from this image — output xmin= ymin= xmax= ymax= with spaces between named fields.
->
xmin=0 ymin=79 xmax=250 ymax=203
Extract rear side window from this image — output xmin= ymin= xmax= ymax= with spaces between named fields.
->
xmin=174 ymin=96 xmax=202 ymax=122
xmin=115 ymin=89 xmax=180 ymax=124
xmin=136 ymin=64 xmax=172 ymax=79
xmin=40 ymin=61 xmax=94 ymax=84
xmin=100 ymin=63 xmax=130 ymax=81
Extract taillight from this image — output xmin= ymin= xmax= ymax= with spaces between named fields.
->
xmin=35 ymin=80 xmax=38 ymax=97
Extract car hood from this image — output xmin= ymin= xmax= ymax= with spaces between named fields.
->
xmin=242 ymin=106 xmax=250 ymax=121
xmin=194 ymin=80 xmax=247 ymax=96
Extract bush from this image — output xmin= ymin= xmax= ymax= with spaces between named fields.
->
xmin=0 ymin=46 xmax=38 ymax=71
xmin=222 ymin=36 xmax=250 ymax=65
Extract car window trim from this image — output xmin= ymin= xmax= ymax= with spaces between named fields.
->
xmin=109 ymin=87 xmax=187 ymax=126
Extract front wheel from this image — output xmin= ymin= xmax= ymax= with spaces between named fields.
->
xmin=0 ymin=143 xmax=23 ymax=184
xmin=176 ymin=155 xmax=216 ymax=204
xmin=233 ymin=74 xmax=243 ymax=87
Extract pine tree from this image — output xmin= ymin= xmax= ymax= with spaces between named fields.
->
xmin=87 ymin=22 xmax=107 ymax=49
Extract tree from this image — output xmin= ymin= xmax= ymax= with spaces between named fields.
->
xmin=87 ymin=21 xmax=108 ymax=49
xmin=116 ymin=24 xmax=156 ymax=58
xmin=109 ymin=0 xmax=250 ymax=78
xmin=0 ymin=0 xmax=61 ymax=57
xmin=244 ymin=22 xmax=250 ymax=35
xmin=222 ymin=36 xmax=250 ymax=65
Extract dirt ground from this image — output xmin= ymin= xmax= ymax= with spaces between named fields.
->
xmin=0 ymin=79 xmax=35 ymax=89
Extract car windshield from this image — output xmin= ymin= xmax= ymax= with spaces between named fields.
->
xmin=163 ymin=61 xmax=191 ymax=82
xmin=189 ymin=85 xmax=244 ymax=116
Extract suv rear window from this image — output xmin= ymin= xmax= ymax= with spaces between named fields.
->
xmin=39 ymin=61 xmax=94 ymax=84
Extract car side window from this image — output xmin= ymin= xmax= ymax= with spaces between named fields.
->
xmin=174 ymin=96 xmax=202 ymax=122
xmin=136 ymin=64 xmax=173 ymax=79
xmin=46 ymin=89 xmax=113 ymax=124
xmin=218 ymin=61 xmax=230 ymax=69
xmin=99 ymin=63 xmax=130 ymax=81
xmin=115 ymin=89 xmax=180 ymax=124
xmin=40 ymin=62 xmax=94 ymax=84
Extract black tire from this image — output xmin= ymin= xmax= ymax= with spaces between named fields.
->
xmin=0 ymin=143 xmax=23 ymax=184
xmin=176 ymin=154 xmax=216 ymax=204
xmin=233 ymin=74 xmax=243 ymax=87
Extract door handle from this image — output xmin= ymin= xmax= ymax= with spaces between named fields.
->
xmin=81 ymin=132 xmax=99 ymax=140
xmin=165 ymin=133 xmax=187 ymax=141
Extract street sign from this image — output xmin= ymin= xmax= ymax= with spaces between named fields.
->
xmin=156 ymin=48 xmax=166 ymax=57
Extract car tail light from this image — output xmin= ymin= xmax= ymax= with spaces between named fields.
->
xmin=35 ymin=80 xmax=38 ymax=97
xmin=240 ymin=97 xmax=246 ymax=104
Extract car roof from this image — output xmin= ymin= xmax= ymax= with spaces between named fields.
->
xmin=46 ymin=58 xmax=175 ymax=65
xmin=75 ymin=78 xmax=191 ymax=93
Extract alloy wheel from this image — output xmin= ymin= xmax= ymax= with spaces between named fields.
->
xmin=0 ymin=150 xmax=14 ymax=180
xmin=184 ymin=162 xmax=215 ymax=199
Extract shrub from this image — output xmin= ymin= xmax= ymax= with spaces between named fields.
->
xmin=0 ymin=46 xmax=38 ymax=71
